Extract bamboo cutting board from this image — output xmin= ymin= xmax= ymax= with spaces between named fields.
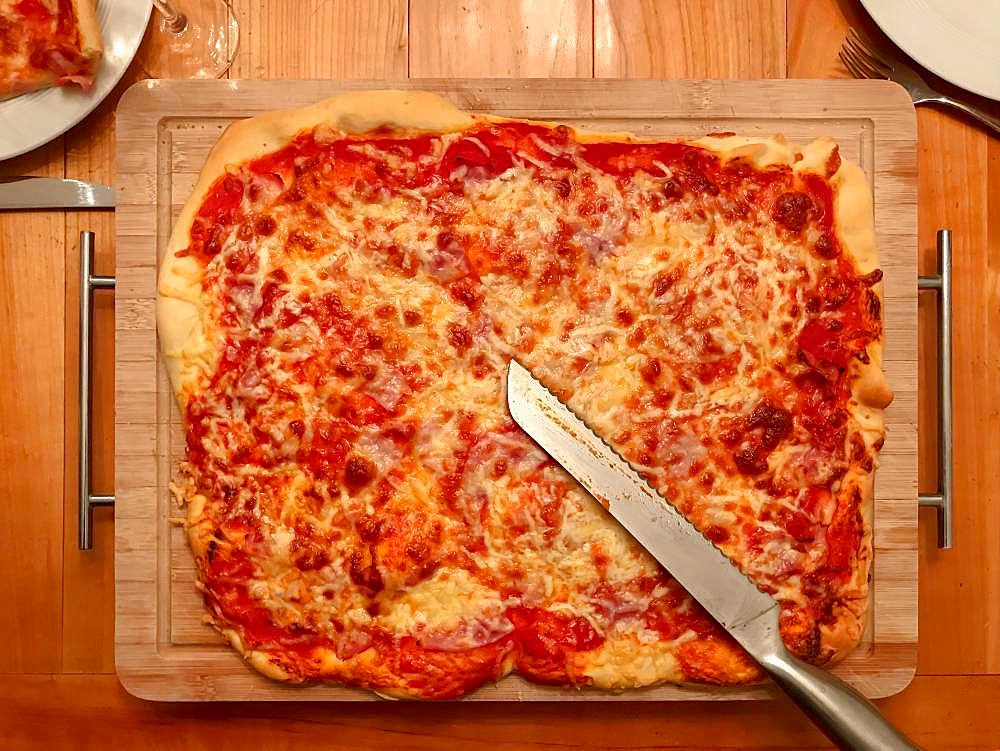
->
xmin=115 ymin=79 xmax=917 ymax=702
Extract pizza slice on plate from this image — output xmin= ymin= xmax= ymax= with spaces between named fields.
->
xmin=0 ymin=0 xmax=102 ymax=100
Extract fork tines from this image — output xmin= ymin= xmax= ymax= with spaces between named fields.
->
xmin=839 ymin=29 xmax=891 ymax=80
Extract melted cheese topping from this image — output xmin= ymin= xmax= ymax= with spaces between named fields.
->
xmin=172 ymin=121 xmax=883 ymax=697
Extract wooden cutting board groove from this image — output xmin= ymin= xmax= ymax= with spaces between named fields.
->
xmin=115 ymin=78 xmax=917 ymax=701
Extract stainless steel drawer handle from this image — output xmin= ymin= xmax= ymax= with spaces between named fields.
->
xmin=78 ymin=230 xmax=115 ymax=551
xmin=918 ymin=228 xmax=953 ymax=549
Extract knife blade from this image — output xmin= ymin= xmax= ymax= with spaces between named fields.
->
xmin=505 ymin=359 xmax=778 ymax=647
xmin=506 ymin=360 xmax=917 ymax=751
xmin=0 ymin=177 xmax=116 ymax=209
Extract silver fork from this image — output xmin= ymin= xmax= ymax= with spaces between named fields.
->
xmin=840 ymin=28 xmax=1000 ymax=137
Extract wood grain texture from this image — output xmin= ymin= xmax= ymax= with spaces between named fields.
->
xmin=787 ymin=0 xmax=856 ymax=80
xmin=61 ymin=94 xmax=121 ymax=675
xmin=0 ymin=141 xmax=66 ymax=674
xmin=409 ymin=0 xmax=592 ymax=77
xmin=594 ymin=0 xmax=786 ymax=78
xmin=786 ymin=0 xmax=943 ymax=87
xmin=3 ymin=674 xmax=1000 ymax=750
xmin=229 ymin=0 xmax=408 ymax=79
xmin=114 ymin=77 xmax=917 ymax=702
xmin=915 ymin=109 xmax=1000 ymax=675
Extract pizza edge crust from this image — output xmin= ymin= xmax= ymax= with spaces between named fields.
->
xmin=72 ymin=0 xmax=104 ymax=58
xmin=0 ymin=70 xmax=56 ymax=99
xmin=215 ymin=629 xmax=525 ymax=699
xmin=830 ymin=147 xmax=886 ymax=663
xmin=206 ymin=629 xmax=762 ymax=698
xmin=185 ymin=492 xmax=212 ymax=558
xmin=820 ymin=469 xmax=875 ymax=663
xmin=207 ymin=627 xmax=706 ymax=698
xmin=161 ymin=90 xmax=887 ymax=691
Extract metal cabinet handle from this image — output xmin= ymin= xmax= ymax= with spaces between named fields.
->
xmin=78 ymin=230 xmax=115 ymax=551
xmin=918 ymin=228 xmax=953 ymax=549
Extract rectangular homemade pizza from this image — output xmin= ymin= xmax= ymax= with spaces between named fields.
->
xmin=157 ymin=90 xmax=891 ymax=700
xmin=0 ymin=0 xmax=102 ymax=99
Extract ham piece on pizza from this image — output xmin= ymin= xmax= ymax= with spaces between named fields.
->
xmin=157 ymin=91 xmax=892 ymax=700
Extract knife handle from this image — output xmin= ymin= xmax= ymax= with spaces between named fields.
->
xmin=760 ymin=647 xmax=920 ymax=750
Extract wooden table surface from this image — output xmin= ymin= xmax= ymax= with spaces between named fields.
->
xmin=1 ymin=1 xmax=998 ymax=748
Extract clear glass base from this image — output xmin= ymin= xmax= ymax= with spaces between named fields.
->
xmin=151 ymin=0 xmax=239 ymax=79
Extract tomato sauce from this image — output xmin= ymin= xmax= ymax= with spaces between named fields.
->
xmin=507 ymin=606 xmax=604 ymax=685
xmin=203 ymin=552 xmax=339 ymax=661
xmin=15 ymin=0 xmax=53 ymax=21
xmin=643 ymin=592 xmax=718 ymax=641
xmin=821 ymin=493 xmax=862 ymax=575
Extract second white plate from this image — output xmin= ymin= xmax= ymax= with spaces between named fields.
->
xmin=861 ymin=0 xmax=1000 ymax=102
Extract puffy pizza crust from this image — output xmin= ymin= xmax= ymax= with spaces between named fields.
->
xmin=161 ymin=90 xmax=888 ymax=692
xmin=72 ymin=0 xmax=103 ymax=59
xmin=0 ymin=71 xmax=54 ymax=100
xmin=819 ymin=472 xmax=874 ymax=662
xmin=223 ymin=631 xmax=762 ymax=699
xmin=183 ymin=492 xmax=213 ymax=559
xmin=219 ymin=624 xmax=753 ymax=698
xmin=822 ymin=140 xmax=887 ymax=663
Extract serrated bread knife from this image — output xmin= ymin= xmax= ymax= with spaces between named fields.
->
xmin=506 ymin=361 xmax=917 ymax=751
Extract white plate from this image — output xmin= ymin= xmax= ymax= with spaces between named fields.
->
xmin=860 ymin=0 xmax=1000 ymax=101
xmin=0 ymin=0 xmax=152 ymax=161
